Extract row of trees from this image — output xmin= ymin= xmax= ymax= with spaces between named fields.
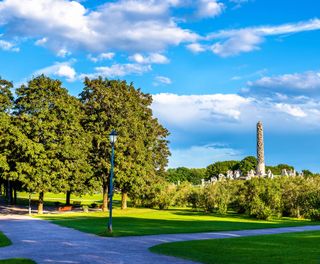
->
xmin=140 ymin=176 xmax=320 ymax=220
xmin=165 ymin=156 xmax=301 ymax=184
xmin=206 ymin=156 xmax=296 ymax=177
xmin=0 ymin=75 xmax=170 ymax=213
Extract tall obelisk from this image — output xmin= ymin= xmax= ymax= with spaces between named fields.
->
xmin=256 ymin=121 xmax=265 ymax=176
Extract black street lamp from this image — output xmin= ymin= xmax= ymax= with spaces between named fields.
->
xmin=108 ymin=130 xmax=117 ymax=233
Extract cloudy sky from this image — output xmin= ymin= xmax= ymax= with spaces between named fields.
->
xmin=1 ymin=0 xmax=320 ymax=171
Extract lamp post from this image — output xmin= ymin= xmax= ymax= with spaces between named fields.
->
xmin=108 ymin=130 xmax=117 ymax=233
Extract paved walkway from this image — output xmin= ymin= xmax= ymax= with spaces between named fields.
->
xmin=1 ymin=215 xmax=320 ymax=264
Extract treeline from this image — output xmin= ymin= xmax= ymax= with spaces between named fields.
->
xmin=139 ymin=176 xmax=320 ymax=221
xmin=0 ymin=76 xmax=170 ymax=213
xmin=166 ymin=156 xmax=317 ymax=184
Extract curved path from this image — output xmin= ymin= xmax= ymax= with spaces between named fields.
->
xmin=1 ymin=215 xmax=320 ymax=264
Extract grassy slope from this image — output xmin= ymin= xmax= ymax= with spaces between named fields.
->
xmin=150 ymin=231 xmax=320 ymax=264
xmin=0 ymin=232 xmax=11 ymax=247
xmin=37 ymin=208 xmax=317 ymax=237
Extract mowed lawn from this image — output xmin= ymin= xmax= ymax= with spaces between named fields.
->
xmin=0 ymin=232 xmax=35 ymax=264
xmin=37 ymin=208 xmax=317 ymax=237
xmin=150 ymin=230 xmax=320 ymax=264
xmin=0 ymin=260 xmax=36 ymax=264
xmin=0 ymin=231 xmax=11 ymax=247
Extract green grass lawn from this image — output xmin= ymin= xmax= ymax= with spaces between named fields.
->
xmin=0 ymin=233 xmax=34 ymax=263
xmin=36 ymin=207 xmax=318 ymax=237
xmin=0 ymin=232 xmax=11 ymax=247
xmin=0 ymin=259 xmax=36 ymax=264
xmin=150 ymin=230 xmax=320 ymax=264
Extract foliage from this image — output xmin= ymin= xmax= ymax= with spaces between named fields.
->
xmin=80 ymin=78 xmax=170 ymax=209
xmin=206 ymin=160 xmax=239 ymax=178
xmin=266 ymin=164 xmax=295 ymax=175
xmin=172 ymin=181 xmax=193 ymax=207
xmin=302 ymin=169 xmax=313 ymax=177
xmin=308 ymin=209 xmax=320 ymax=222
xmin=237 ymin=156 xmax=257 ymax=174
xmin=165 ymin=167 xmax=205 ymax=184
xmin=10 ymin=75 xmax=92 ymax=213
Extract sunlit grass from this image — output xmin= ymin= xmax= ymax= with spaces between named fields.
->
xmin=0 ymin=232 xmax=11 ymax=247
xmin=0 ymin=259 xmax=36 ymax=264
xmin=36 ymin=207 xmax=316 ymax=237
xmin=150 ymin=230 xmax=320 ymax=264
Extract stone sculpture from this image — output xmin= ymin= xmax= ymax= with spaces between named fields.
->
xmin=256 ymin=121 xmax=266 ymax=176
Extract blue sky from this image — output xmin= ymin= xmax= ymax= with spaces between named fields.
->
xmin=1 ymin=0 xmax=320 ymax=171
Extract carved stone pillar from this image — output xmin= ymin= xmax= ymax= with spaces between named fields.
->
xmin=256 ymin=121 xmax=265 ymax=176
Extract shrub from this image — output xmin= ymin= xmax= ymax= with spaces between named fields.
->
xmin=173 ymin=182 xmax=193 ymax=207
xmin=249 ymin=197 xmax=272 ymax=220
xmin=187 ymin=188 xmax=202 ymax=210
xmin=308 ymin=209 xmax=320 ymax=221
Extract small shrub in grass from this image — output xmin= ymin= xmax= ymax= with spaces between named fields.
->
xmin=249 ymin=197 xmax=272 ymax=220
xmin=308 ymin=209 xmax=320 ymax=221
xmin=187 ymin=188 xmax=202 ymax=210
xmin=173 ymin=182 xmax=193 ymax=207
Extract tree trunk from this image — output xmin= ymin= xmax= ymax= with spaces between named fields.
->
xmin=121 ymin=191 xmax=128 ymax=210
xmin=102 ymin=180 xmax=108 ymax=212
xmin=38 ymin=192 xmax=44 ymax=214
xmin=13 ymin=184 xmax=17 ymax=205
xmin=7 ymin=180 xmax=12 ymax=205
xmin=66 ymin=191 xmax=71 ymax=205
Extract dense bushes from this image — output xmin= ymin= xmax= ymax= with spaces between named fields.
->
xmin=131 ymin=176 xmax=320 ymax=221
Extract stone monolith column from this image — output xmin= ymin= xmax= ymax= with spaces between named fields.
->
xmin=256 ymin=121 xmax=265 ymax=176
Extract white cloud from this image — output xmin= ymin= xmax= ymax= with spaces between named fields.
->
xmin=56 ymin=48 xmax=71 ymax=58
xmin=196 ymin=0 xmax=225 ymax=18
xmin=151 ymin=92 xmax=320 ymax=133
xmin=275 ymin=103 xmax=307 ymax=118
xmin=247 ymin=71 xmax=320 ymax=97
xmin=210 ymin=29 xmax=263 ymax=57
xmin=35 ymin=37 xmax=48 ymax=46
xmin=34 ymin=61 xmax=76 ymax=82
xmin=129 ymin=53 xmax=169 ymax=64
xmin=80 ymin=63 xmax=152 ymax=79
xmin=169 ymin=144 xmax=241 ymax=168
xmin=0 ymin=0 xmax=198 ymax=54
xmin=229 ymin=0 xmax=250 ymax=8
xmin=208 ymin=18 xmax=320 ymax=57
xmin=186 ymin=43 xmax=206 ymax=53
xmin=0 ymin=38 xmax=19 ymax=52
xmin=88 ymin=52 xmax=115 ymax=63
xmin=154 ymin=76 xmax=172 ymax=86
xmin=152 ymin=93 xmax=251 ymax=128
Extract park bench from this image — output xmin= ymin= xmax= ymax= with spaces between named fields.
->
xmin=58 ymin=205 xmax=73 ymax=212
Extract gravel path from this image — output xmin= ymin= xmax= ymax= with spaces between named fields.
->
xmin=1 ymin=215 xmax=320 ymax=264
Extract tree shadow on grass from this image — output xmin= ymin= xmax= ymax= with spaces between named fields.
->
xmin=39 ymin=214 xmax=317 ymax=237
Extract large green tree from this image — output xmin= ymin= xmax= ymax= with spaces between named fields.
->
xmin=166 ymin=167 xmax=206 ymax=184
xmin=0 ymin=78 xmax=14 ymax=203
xmin=80 ymin=78 xmax=170 ymax=210
xmin=206 ymin=160 xmax=239 ymax=178
xmin=14 ymin=75 xmax=91 ymax=213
